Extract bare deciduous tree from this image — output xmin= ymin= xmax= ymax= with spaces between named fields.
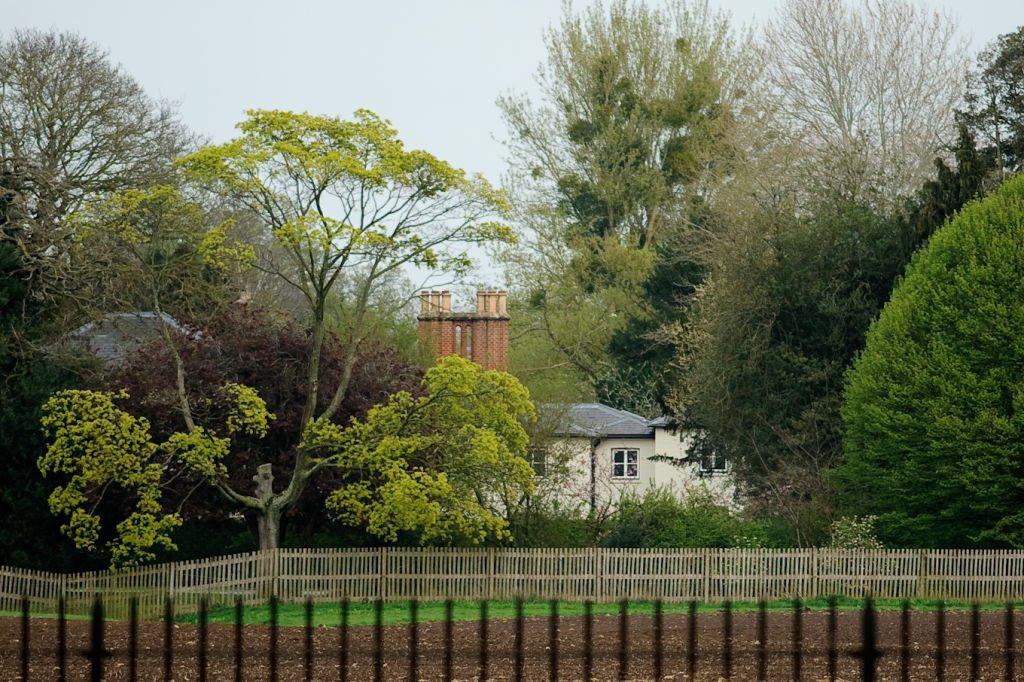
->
xmin=0 ymin=29 xmax=190 ymax=301
xmin=762 ymin=0 xmax=967 ymax=206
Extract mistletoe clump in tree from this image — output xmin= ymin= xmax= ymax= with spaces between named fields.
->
xmin=38 ymin=110 xmax=532 ymax=566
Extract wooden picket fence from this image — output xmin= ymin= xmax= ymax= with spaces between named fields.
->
xmin=4 ymin=547 xmax=1024 ymax=619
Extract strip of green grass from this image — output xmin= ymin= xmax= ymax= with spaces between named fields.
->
xmin=0 ymin=611 xmax=91 ymax=620
xmin=176 ymin=597 xmax=1024 ymax=628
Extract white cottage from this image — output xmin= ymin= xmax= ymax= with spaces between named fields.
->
xmin=532 ymin=403 xmax=734 ymax=514
xmin=416 ymin=290 xmax=734 ymax=511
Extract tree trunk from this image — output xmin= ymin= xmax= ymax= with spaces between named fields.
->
xmin=253 ymin=463 xmax=281 ymax=550
xmin=257 ymin=507 xmax=281 ymax=550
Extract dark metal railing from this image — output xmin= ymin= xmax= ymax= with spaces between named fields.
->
xmin=7 ymin=593 xmax=1022 ymax=680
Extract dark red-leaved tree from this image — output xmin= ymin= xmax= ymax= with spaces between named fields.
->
xmin=107 ymin=304 xmax=423 ymax=544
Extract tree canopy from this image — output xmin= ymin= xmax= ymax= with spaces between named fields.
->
xmin=0 ymin=29 xmax=189 ymax=303
xmin=836 ymin=173 xmax=1024 ymax=547
xmin=498 ymin=0 xmax=752 ymax=414
xmin=36 ymin=109 xmax=521 ymax=564
xmin=324 ymin=355 xmax=536 ymax=545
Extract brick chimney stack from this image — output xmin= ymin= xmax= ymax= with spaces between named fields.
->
xmin=418 ymin=289 xmax=510 ymax=370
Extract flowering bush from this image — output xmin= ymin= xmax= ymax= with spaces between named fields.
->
xmin=827 ymin=515 xmax=883 ymax=549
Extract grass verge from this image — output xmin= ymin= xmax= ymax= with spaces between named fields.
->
xmin=175 ymin=597 xmax=1024 ymax=628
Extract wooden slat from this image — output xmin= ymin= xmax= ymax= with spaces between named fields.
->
xmin=7 ymin=547 xmax=1024 ymax=615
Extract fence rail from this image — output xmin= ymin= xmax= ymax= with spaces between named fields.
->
xmin=4 ymin=547 xmax=1024 ymax=618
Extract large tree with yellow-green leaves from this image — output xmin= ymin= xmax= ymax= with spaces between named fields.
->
xmin=38 ymin=110 xmax=530 ymax=564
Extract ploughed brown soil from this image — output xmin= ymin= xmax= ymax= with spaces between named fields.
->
xmin=1 ymin=609 xmax=1018 ymax=680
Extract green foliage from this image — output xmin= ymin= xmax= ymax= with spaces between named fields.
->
xmin=0 ymin=356 xmax=84 ymax=570
xmin=827 ymin=516 xmax=883 ymax=550
xmin=70 ymin=185 xmax=251 ymax=317
xmin=321 ymin=356 xmax=536 ymax=545
xmin=323 ymin=276 xmax=429 ymax=366
xmin=177 ymin=109 xmax=511 ymax=305
xmin=0 ymin=203 xmax=94 ymax=570
xmin=961 ymin=26 xmax=1024 ymax=177
xmin=37 ymin=384 xmax=275 ymax=567
xmin=220 ymin=383 xmax=274 ymax=438
xmin=499 ymin=0 xmax=751 ymax=414
xmin=169 ymin=109 xmax=516 ymax=552
xmin=507 ymin=501 xmax=596 ymax=548
xmin=676 ymin=20 xmax=1022 ymax=546
xmin=601 ymin=224 xmax=706 ymax=413
xmin=601 ymin=487 xmax=765 ymax=548
xmin=677 ymin=199 xmax=910 ymax=544
xmin=837 ymin=174 xmax=1024 ymax=547
xmin=38 ymin=390 xmax=181 ymax=566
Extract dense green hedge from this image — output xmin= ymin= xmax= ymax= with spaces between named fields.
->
xmin=836 ymin=174 xmax=1024 ymax=547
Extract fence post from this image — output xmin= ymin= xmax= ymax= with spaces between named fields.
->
xmin=378 ymin=547 xmax=387 ymax=601
xmin=811 ymin=547 xmax=819 ymax=599
xmin=167 ymin=561 xmax=176 ymax=603
xmin=261 ymin=549 xmax=278 ymax=600
xmin=916 ymin=549 xmax=928 ymax=599
xmin=486 ymin=547 xmax=494 ymax=600
xmin=703 ymin=548 xmax=711 ymax=602
xmin=274 ymin=548 xmax=282 ymax=599
xmin=594 ymin=547 xmax=603 ymax=602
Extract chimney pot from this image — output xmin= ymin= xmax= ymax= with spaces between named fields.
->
xmin=421 ymin=286 xmax=509 ymax=370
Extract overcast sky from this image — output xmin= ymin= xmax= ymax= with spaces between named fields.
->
xmin=5 ymin=0 xmax=1024 ymax=288
xmin=7 ymin=0 xmax=1024 ymax=185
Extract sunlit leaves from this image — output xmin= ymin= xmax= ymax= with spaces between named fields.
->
xmin=176 ymin=109 xmax=513 ymax=305
xmin=199 ymin=223 xmax=255 ymax=272
xmin=71 ymin=185 xmax=251 ymax=313
xmin=38 ymin=389 xmax=178 ymax=567
xmin=161 ymin=428 xmax=230 ymax=480
xmin=323 ymin=356 xmax=536 ymax=545
xmin=38 ymin=382 xmax=272 ymax=567
xmin=221 ymin=382 xmax=275 ymax=438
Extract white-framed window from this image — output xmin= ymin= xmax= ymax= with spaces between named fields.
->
xmin=529 ymin=447 xmax=547 ymax=477
xmin=699 ymin=452 xmax=728 ymax=475
xmin=612 ymin=448 xmax=639 ymax=479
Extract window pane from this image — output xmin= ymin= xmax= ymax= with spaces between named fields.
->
xmin=613 ymin=449 xmax=639 ymax=478
xmin=529 ymin=448 xmax=546 ymax=476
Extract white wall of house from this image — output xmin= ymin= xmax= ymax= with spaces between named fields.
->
xmin=652 ymin=427 xmax=734 ymax=503
xmin=540 ymin=427 xmax=735 ymax=513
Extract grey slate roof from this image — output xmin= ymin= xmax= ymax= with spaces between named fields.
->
xmin=551 ymin=403 xmax=657 ymax=438
xmin=66 ymin=312 xmax=191 ymax=366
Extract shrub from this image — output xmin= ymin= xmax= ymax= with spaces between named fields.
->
xmin=836 ymin=174 xmax=1024 ymax=547
xmin=602 ymin=487 xmax=766 ymax=548
xmin=508 ymin=501 xmax=596 ymax=548
xmin=827 ymin=515 xmax=883 ymax=549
